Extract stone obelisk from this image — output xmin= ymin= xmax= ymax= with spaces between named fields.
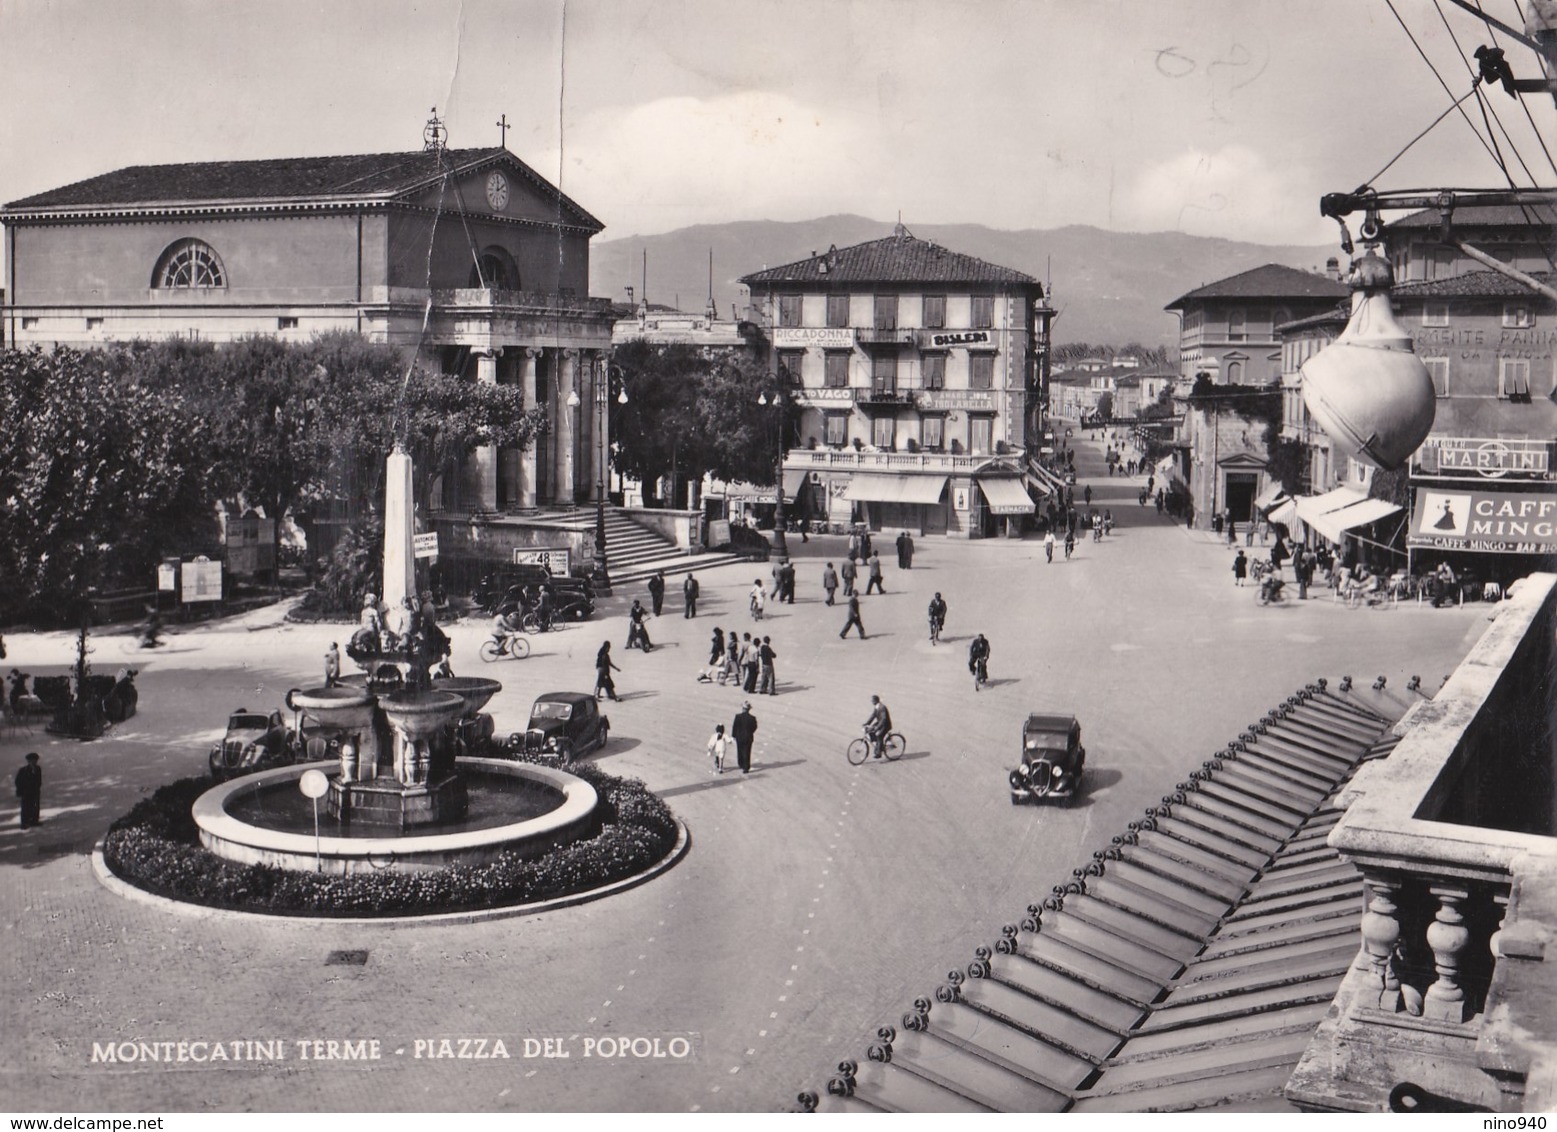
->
xmin=383 ymin=445 xmax=417 ymax=611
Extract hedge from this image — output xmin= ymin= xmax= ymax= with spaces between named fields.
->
xmin=102 ymin=760 xmax=678 ymax=917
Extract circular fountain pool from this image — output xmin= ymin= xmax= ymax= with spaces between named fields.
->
xmin=194 ymin=758 xmax=598 ymax=875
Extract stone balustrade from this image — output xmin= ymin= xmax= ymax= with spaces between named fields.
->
xmin=1288 ymin=572 xmax=1557 ymax=1112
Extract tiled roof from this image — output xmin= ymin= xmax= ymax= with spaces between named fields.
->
xmin=1166 ymin=264 xmax=1349 ymax=309
xmin=2 ymin=147 xmax=604 ymax=230
xmin=740 ymin=232 xmax=1039 ymax=288
xmin=1391 ymin=269 xmax=1557 ymax=300
xmin=1387 ymin=203 xmax=1557 ymax=230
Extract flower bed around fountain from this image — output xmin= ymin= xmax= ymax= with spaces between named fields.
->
xmin=101 ymin=758 xmax=679 ymax=917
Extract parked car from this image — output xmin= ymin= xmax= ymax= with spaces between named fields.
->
xmin=1008 ymin=713 xmax=1086 ymax=805
xmin=508 ymin=692 xmax=610 ymax=760
xmin=209 ymin=708 xmax=300 ymax=780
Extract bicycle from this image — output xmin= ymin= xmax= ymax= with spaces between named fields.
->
xmin=928 ymin=615 xmax=944 ymax=646
xmin=971 ymin=655 xmax=989 ymax=691
xmin=1341 ymin=580 xmax=1391 ymax=610
xmin=479 ymin=632 xmax=532 ymax=662
xmin=847 ymin=728 xmax=905 ymax=765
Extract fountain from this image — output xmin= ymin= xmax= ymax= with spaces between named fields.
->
xmin=192 ymin=447 xmax=602 ymax=875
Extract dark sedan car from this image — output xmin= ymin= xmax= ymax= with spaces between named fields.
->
xmin=509 ymin=692 xmax=610 ymax=760
xmin=209 ymin=708 xmax=297 ymax=780
xmin=1009 ymin=713 xmax=1086 ymax=805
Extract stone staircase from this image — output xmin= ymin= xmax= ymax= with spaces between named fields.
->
xmin=800 ymin=684 xmax=1399 ymax=1114
xmin=531 ymin=507 xmax=748 ymax=588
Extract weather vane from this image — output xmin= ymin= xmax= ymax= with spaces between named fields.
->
xmin=423 ymin=107 xmax=448 ymax=153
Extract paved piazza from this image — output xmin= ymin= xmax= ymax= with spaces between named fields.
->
xmin=0 ymin=436 xmax=1490 ymax=1113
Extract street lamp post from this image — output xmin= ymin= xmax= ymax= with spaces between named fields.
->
xmin=758 ymin=383 xmax=789 ymax=561
xmin=576 ymin=363 xmax=630 ymax=595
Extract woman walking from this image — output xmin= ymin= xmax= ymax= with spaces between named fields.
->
xmin=594 ymin=641 xmax=622 ymax=702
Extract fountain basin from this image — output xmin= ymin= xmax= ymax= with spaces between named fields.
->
xmin=380 ymin=690 xmax=466 ymax=740
xmin=195 ymin=759 xmax=599 ymax=875
xmin=432 ymin=675 xmax=502 ymax=717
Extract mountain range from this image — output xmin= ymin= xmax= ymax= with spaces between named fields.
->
xmin=589 ymin=215 xmax=1340 ymax=349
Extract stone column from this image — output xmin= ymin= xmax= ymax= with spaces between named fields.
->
xmin=472 ymin=349 xmax=501 ymax=512
xmin=557 ymin=349 xmax=578 ymax=504
xmin=586 ymin=352 xmax=604 ymax=503
xmin=382 ymin=446 xmax=417 ymax=613
xmin=1423 ymin=884 xmax=1473 ymax=1022
xmin=1358 ymin=870 xmax=1403 ymax=1012
xmin=518 ymin=348 xmax=539 ymax=509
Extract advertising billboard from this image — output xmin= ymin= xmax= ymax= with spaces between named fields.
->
xmin=1408 ymin=487 xmax=1557 ymax=554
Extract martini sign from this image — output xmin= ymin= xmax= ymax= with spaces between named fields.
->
xmin=1415 ymin=436 xmax=1552 ymax=480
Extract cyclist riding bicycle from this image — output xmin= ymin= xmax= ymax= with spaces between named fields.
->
xmin=969 ymin=633 xmax=990 ymax=690
xmin=491 ymin=609 xmax=525 ymax=649
xmin=927 ymin=593 xmax=947 ymax=644
xmin=863 ymin=694 xmax=892 ymax=759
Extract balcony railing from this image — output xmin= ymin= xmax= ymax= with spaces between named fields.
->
xmin=786 ymin=448 xmax=1020 ymax=472
xmin=855 ymin=326 xmax=917 ymax=346
xmin=1287 ymin=573 xmax=1557 ymax=1113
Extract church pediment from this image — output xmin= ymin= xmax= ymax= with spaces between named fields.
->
xmin=399 ymin=154 xmax=603 ymax=232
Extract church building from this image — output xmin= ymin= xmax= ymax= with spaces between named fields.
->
xmin=0 ymin=117 xmax=616 ymax=512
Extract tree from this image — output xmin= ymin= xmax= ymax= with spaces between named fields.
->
xmin=0 ymin=347 xmax=221 ymax=619
xmin=610 ymin=341 xmax=792 ymax=504
xmin=1096 ymin=391 xmax=1115 ymax=421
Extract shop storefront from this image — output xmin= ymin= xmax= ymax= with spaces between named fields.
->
xmin=1406 ymin=435 xmax=1557 ymax=590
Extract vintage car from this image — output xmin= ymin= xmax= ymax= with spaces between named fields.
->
xmin=1008 ymin=713 xmax=1086 ymax=805
xmin=208 ymin=708 xmax=300 ymax=780
xmin=508 ymin=692 xmax=610 ymax=760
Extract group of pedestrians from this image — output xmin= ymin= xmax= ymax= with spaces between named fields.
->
xmin=699 ymin=626 xmax=780 ymax=695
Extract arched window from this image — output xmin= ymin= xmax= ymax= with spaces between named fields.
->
xmin=1226 ymin=360 xmax=1244 ymax=383
xmin=153 ymin=239 xmax=226 ymax=288
xmin=469 ymin=246 xmax=520 ymax=290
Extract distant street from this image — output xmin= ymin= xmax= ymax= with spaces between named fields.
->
xmin=0 ymin=430 xmax=1491 ymax=1113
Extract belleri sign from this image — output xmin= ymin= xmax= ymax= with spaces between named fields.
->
xmin=1408 ymin=487 xmax=1557 ymax=553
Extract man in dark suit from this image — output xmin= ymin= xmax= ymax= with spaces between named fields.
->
xmin=731 ymin=702 xmax=758 ymax=774
xmin=683 ymin=573 xmax=700 ymax=618
xmin=647 ymin=571 xmax=666 ymax=616
xmin=15 ymin=752 xmax=41 ymax=829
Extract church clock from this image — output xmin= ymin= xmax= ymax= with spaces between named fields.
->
xmin=485 ymin=171 xmax=510 ymax=212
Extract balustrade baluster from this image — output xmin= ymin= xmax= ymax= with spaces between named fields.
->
xmin=1359 ymin=871 xmax=1403 ymax=1012
xmin=1423 ymin=884 xmax=1473 ymax=1023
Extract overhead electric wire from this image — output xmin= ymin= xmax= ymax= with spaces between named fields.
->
xmin=1361 ymin=89 xmax=1479 ymax=186
xmin=1384 ymin=0 xmax=1504 ymax=170
xmin=1434 ymin=0 xmax=1534 ymax=188
xmin=1436 ymin=0 xmax=1556 ymax=271
xmin=1488 ymin=0 xmax=1557 ymax=178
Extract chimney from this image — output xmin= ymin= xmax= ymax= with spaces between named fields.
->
xmin=1326 ymin=257 xmax=1341 ymax=281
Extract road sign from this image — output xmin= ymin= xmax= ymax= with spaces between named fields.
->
xmin=413 ymin=532 xmax=439 ymax=559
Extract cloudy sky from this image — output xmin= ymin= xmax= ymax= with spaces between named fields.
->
xmin=0 ymin=0 xmax=1550 ymax=251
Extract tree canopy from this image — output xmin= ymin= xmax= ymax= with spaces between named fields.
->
xmin=0 ymin=335 xmax=544 ymax=621
xmin=609 ymin=340 xmax=795 ymax=504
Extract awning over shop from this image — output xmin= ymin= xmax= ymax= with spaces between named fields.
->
xmin=1253 ymin=482 xmax=1289 ymax=512
xmin=1028 ymin=462 xmax=1068 ymax=493
xmin=1303 ymin=494 xmax=1401 ymax=544
xmin=844 ymin=473 xmax=948 ymax=505
xmin=723 ymin=469 xmax=809 ymax=504
xmin=1292 ymin=486 xmax=1366 ymax=530
xmin=782 ymin=468 xmax=808 ymax=503
xmin=977 ymin=477 xmax=1036 ymax=515
xmin=1267 ymin=498 xmax=1300 ymax=528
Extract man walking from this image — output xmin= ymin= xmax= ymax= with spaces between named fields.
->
xmin=757 ymin=636 xmax=778 ymax=695
xmin=741 ymin=632 xmax=759 ymax=693
xmin=682 ymin=572 xmax=700 ymax=618
xmin=781 ymin=560 xmax=796 ymax=603
xmin=865 ymin=552 xmax=885 ymax=595
xmin=841 ymin=556 xmax=858 ymax=597
xmin=324 ymin=642 xmax=341 ymax=687
xmin=731 ymin=701 xmax=758 ymax=774
xmin=15 ymin=752 xmax=41 ymax=829
xmin=839 ymin=592 xmax=866 ymax=640
xmin=594 ymin=641 xmax=622 ymax=702
xmin=647 ymin=571 xmax=666 ymax=616
xmin=821 ymin=562 xmax=839 ymax=606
